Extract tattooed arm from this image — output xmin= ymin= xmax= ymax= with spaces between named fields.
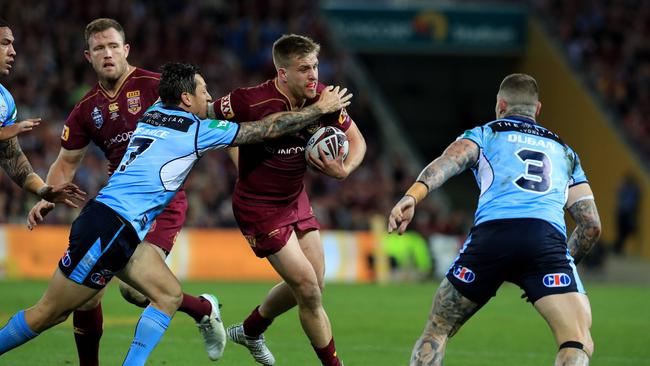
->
xmin=231 ymin=86 xmax=352 ymax=146
xmin=388 ymin=139 xmax=479 ymax=234
xmin=0 ymin=136 xmax=46 ymax=196
xmin=565 ymin=183 xmax=601 ymax=264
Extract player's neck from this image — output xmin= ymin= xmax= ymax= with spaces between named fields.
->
xmin=275 ymin=79 xmax=304 ymax=110
xmin=99 ymin=64 xmax=133 ymax=95
xmin=501 ymin=113 xmax=536 ymax=122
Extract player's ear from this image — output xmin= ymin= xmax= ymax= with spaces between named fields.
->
xmin=278 ymin=68 xmax=287 ymax=83
xmin=83 ymin=50 xmax=92 ymax=64
xmin=180 ymin=92 xmax=192 ymax=107
xmin=535 ymin=101 xmax=542 ymax=117
xmin=123 ymin=43 xmax=130 ymax=58
xmin=496 ymin=98 xmax=507 ymax=118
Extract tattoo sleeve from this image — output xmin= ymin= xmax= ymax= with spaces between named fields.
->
xmin=0 ymin=137 xmax=35 ymax=189
xmin=232 ymin=103 xmax=325 ymax=146
xmin=416 ymin=139 xmax=479 ymax=192
xmin=567 ymin=199 xmax=601 ymax=264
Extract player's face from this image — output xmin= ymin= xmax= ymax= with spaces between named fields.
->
xmin=0 ymin=27 xmax=16 ymax=76
xmin=284 ymin=52 xmax=319 ymax=101
xmin=84 ymin=28 xmax=130 ymax=83
xmin=187 ymin=74 xmax=212 ymax=119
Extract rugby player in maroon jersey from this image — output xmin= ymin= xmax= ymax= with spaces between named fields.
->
xmin=26 ymin=18 xmax=225 ymax=364
xmin=209 ymin=34 xmax=366 ymax=366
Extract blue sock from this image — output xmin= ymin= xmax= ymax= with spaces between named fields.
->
xmin=0 ymin=310 xmax=39 ymax=355
xmin=122 ymin=306 xmax=172 ymax=366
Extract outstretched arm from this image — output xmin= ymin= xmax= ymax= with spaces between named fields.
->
xmin=565 ymin=183 xmax=601 ymax=264
xmin=0 ymin=118 xmax=41 ymax=140
xmin=388 ymin=138 xmax=479 ymax=234
xmin=0 ymin=136 xmax=44 ymax=195
xmin=231 ymin=86 xmax=352 ymax=146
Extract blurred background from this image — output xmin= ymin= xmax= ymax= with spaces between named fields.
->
xmin=0 ymin=0 xmax=649 ymax=290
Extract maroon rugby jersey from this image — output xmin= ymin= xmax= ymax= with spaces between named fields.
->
xmin=61 ymin=67 xmax=160 ymax=174
xmin=213 ymin=78 xmax=352 ymax=202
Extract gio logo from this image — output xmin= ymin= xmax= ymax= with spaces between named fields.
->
xmin=453 ymin=266 xmax=475 ymax=283
xmin=543 ymin=273 xmax=571 ymax=288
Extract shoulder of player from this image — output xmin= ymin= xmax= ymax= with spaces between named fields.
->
xmin=131 ymin=67 xmax=161 ymax=80
xmin=71 ymin=84 xmax=103 ymax=112
xmin=234 ymin=79 xmax=288 ymax=108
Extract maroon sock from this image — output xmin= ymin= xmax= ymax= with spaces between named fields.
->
xmin=178 ymin=293 xmax=213 ymax=323
xmin=73 ymin=304 xmax=103 ymax=366
xmin=314 ymin=338 xmax=342 ymax=366
xmin=242 ymin=305 xmax=273 ymax=338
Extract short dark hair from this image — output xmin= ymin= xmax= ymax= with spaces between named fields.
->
xmin=498 ymin=73 xmax=539 ymax=101
xmin=158 ymin=62 xmax=201 ymax=105
xmin=85 ymin=18 xmax=125 ymax=48
xmin=0 ymin=18 xmax=10 ymax=28
xmin=272 ymin=34 xmax=320 ymax=69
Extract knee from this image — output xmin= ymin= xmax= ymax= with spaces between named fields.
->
xmin=119 ymin=283 xmax=150 ymax=308
xmin=294 ymin=280 xmax=322 ymax=309
xmin=149 ymin=282 xmax=183 ymax=314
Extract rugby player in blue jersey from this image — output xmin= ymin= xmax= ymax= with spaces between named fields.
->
xmin=0 ymin=18 xmax=84 ymax=213
xmin=388 ymin=74 xmax=601 ymax=366
xmin=0 ymin=62 xmax=351 ymax=366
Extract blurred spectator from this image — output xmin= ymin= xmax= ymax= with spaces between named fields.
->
xmin=535 ymin=0 xmax=650 ymax=164
xmin=614 ymin=173 xmax=641 ymax=254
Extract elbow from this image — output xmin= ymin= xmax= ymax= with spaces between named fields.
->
xmin=587 ymin=222 xmax=602 ymax=242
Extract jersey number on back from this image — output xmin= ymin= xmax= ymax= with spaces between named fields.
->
xmin=514 ymin=149 xmax=551 ymax=193
xmin=118 ymin=137 xmax=155 ymax=172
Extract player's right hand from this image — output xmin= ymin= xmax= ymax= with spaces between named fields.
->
xmin=387 ymin=196 xmax=416 ymax=235
xmin=38 ymin=182 xmax=86 ymax=208
xmin=317 ymin=85 xmax=352 ymax=114
xmin=27 ymin=199 xmax=55 ymax=230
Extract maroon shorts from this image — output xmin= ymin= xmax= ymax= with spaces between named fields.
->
xmin=233 ymin=188 xmax=319 ymax=258
xmin=144 ymin=189 xmax=188 ymax=253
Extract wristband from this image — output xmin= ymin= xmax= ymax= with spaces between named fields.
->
xmin=405 ymin=181 xmax=429 ymax=204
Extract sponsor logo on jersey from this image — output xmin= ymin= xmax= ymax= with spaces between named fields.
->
xmin=208 ymin=120 xmax=231 ymax=130
xmin=104 ymin=131 xmax=134 ymax=147
xmin=61 ymin=250 xmax=72 ymax=267
xmin=452 ymin=265 xmax=476 ymax=283
xmin=90 ymin=272 xmax=106 ymax=286
xmin=264 ymin=146 xmax=305 ymax=155
xmin=338 ymin=107 xmax=349 ymax=125
xmin=220 ymin=94 xmax=234 ymax=119
xmin=127 ymin=90 xmax=142 ymax=114
xmin=266 ymin=229 xmax=280 ymax=239
xmin=61 ymin=125 xmax=70 ymax=141
xmin=543 ymin=273 xmax=571 ymax=288
xmin=91 ymin=106 xmax=104 ymax=129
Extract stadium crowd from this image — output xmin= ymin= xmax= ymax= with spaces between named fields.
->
xmin=535 ymin=0 xmax=650 ymax=163
xmin=0 ymin=0 xmax=469 ymax=237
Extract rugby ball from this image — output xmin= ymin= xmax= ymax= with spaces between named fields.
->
xmin=305 ymin=126 xmax=349 ymax=163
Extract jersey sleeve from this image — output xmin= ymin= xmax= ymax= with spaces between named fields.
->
xmin=195 ymin=118 xmax=241 ymax=155
xmin=0 ymin=90 xmax=17 ymax=127
xmin=320 ymin=107 xmax=352 ymax=132
xmin=212 ymin=88 xmax=250 ymax=122
xmin=458 ymin=125 xmax=484 ymax=149
xmin=61 ymin=105 xmax=91 ymax=150
xmin=569 ymin=150 xmax=588 ymax=187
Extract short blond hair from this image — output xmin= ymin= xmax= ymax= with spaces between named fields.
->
xmin=272 ymin=34 xmax=320 ymax=69
xmin=497 ymin=73 xmax=539 ymax=117
xmin=84 ymin=18 xmax=125 ymax=49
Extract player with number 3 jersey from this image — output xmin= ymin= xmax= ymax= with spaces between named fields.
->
xmin=389 ymin=74 xmax=601 ymax=366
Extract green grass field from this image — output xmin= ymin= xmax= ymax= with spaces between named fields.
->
xmin=0 ymin=280 xmax=648 ymax=365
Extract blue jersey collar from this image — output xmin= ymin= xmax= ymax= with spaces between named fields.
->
xmin=500 ymin=115 xmax=538 ymax=125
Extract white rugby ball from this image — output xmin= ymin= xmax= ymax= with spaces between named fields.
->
xmin=305 ymin=126 xmax=349 ymax=163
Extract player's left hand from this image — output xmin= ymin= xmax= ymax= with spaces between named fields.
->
xmin=388 ymin=196 xmax=416 ymax=235
xmin=38 ymin=182 xmax=86 ymax=208
xmin=308 ymin=145 xmax=348 ymax=180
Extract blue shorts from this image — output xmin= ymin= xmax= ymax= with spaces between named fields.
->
xmin=58 ymin=199 xmax=140 ymax=289
xmin=446 ymin=218 xmax=585 ymax=305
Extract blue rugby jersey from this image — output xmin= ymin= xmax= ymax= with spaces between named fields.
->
xmin=96 ymin=102 xmax=239 ymax=239
xmin=460 ymin=115 xmax=587 ymax=237
xmin=0 ymin=83 xmax=17 ymax=127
